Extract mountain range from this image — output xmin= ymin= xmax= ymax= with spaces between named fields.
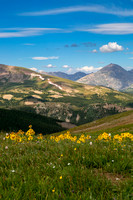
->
xmin=0 ymin=63 xmax=133 ymax=125
xmin=77 ymin=63 xmax=133 ymax=91
xmin=46 ymin=71 xmax=87 ymax=81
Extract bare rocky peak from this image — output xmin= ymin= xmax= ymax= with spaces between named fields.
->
xmin=77 ymin=63 xmax=133 ymax=90
xmin=100 ymin=63 xmax=127 ymax=73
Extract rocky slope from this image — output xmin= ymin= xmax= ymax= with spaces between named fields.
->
xmin=77 ymin=63 xmax=133 ymax=90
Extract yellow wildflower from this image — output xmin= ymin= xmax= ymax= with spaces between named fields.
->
xmin=16 ymin=136 xmax=22 ymax=143
xmin=5 ymin=135 xmax=9 ymax=139
xmin=10 ymin=133 xmax=16 ymax=140
xmin=28 ymin=136 xmax=33 ymax=140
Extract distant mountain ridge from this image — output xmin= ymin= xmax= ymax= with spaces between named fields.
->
xmin=46 ymin=71 xmax=87 ymax=81
xmin=0 ymin=63 xmax=133 ymax=125
xmin=129 ymin=69 xmax=133 ymax=73
xmin=77 ymin=63 xmax=133 ymax=90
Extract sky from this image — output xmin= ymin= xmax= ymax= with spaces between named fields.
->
xmin=1 ymin=0 xmax=133 ymax=73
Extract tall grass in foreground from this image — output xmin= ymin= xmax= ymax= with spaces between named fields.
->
xmin=0 ymin=128 xmax=133 ymax=200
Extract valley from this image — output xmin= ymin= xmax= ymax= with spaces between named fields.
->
xmin=0 ymin=64 xmax=133 ymax=126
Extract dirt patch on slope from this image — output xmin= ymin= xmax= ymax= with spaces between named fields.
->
xmin=3 ymin=94 xmax=13 ymax=100
xmin=58 ymin=122 xmax=76 ymax=129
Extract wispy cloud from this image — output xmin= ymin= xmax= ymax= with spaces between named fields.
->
xmin=19 ymin=5 xmax=133 ymax=17
xmin=100 ymin=42 xmax=123 ymax=53
xmin=81 ymin=23 xmax=133 ymax=35
xmin=43 ymin=64 xmax=56 ymax=68
xmin=30 ymin=67 xmax=38 ymax=71
xmin=67 ymin=68 xmax=73 ymax=73
xmin=82 ymin=42 xmax=96 ymax=47
xmin=62 ymin=65 xmax=70 ymax=68
xmin=32 ymin=56 xmax=59 ymax=60
xmin=71 ymin=43 xmax=78 ymax=47
xmin=0 ymin=28 xmax=62 ymax=38
xmin=92 ymin=49 xmax=97 ymax=53
xmin=77 ymin=66 xmax=102 ymax=72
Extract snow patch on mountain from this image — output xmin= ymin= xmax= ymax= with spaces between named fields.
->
xmin=31 ymin=73 xmax=45 ymax=80
xmin=48 ymin=78 xmax=62 ymax=90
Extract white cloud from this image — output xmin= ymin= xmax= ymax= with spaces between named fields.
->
xmin=38 ymin=70 xmax=45 ymax=73
xmin=100 ymin=42 xmax=123 ymax=53
xmin=32 ymin=56 xmax=59 ymax=60
xmin=44 ymin=64 xmax=56 ymax=68
xmin=129 ymin=57 xmax=133 ymax=59
xmin=62 ymin=65 xmax=70 ymax=68
xmin=77 ymin=66 xmax=102 ymax=72
xmin=20 ymin=5 xmax=133 ymax=17
xmin=67 ymin=68 xmax=73 ymax=73
xmin=92 ymin=49 xmax=97 ymax=53
xmin=0 ymin=28 xmax=62 ymax=38
xmin=127 ymin=66 xmax=133 ymax=69
xmin=82 ymin=23 xmax=133 ymax=35
xmin=30 ymin=67 xmax=38 ymax=71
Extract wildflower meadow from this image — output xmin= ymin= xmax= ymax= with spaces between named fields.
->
xmin=0 ymin=125 xmax=133 ymax=199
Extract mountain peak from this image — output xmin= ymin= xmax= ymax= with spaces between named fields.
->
xmin=47 ymin=71 xmax=87 ymax=81
xmin=100 ymin=63 xmax=126 ymax=72
xmin=77 ymin=63 xmax=133 ymax=90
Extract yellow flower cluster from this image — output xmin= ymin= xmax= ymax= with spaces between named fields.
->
xmin=77 ymin=134 xmax=91 ymax=143
xmin=50 ymin=131 xmax=91 ymax=143
xmin=25 ymin=125 xmax=35 ymax=136
xmin=5 ymin=125 xmax=42 ymax=143
xmin=37 ymin=133 xmax=43 ymax=140
xmin=96 ymin=132 xmax=133 ymax=143
xmin=96 ymin=132 xmax=111 ymax=141
xmin=5 ymin=126 xmax=133 ymax=146
xmin=113 ymin=132 xmax=133 ymax=142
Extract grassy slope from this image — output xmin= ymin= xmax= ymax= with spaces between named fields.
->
xmin=57 ymin=110 xmax=133 ymax=136
xmin=0 ymin=120 xmax=132 ymax=199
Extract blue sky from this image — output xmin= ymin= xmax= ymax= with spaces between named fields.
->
xmin=1 ymin=0 xmax=133 ymax=73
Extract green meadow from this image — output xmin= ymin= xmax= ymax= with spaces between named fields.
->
xmin=0 ymin=120 xmax=132 ymax=200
